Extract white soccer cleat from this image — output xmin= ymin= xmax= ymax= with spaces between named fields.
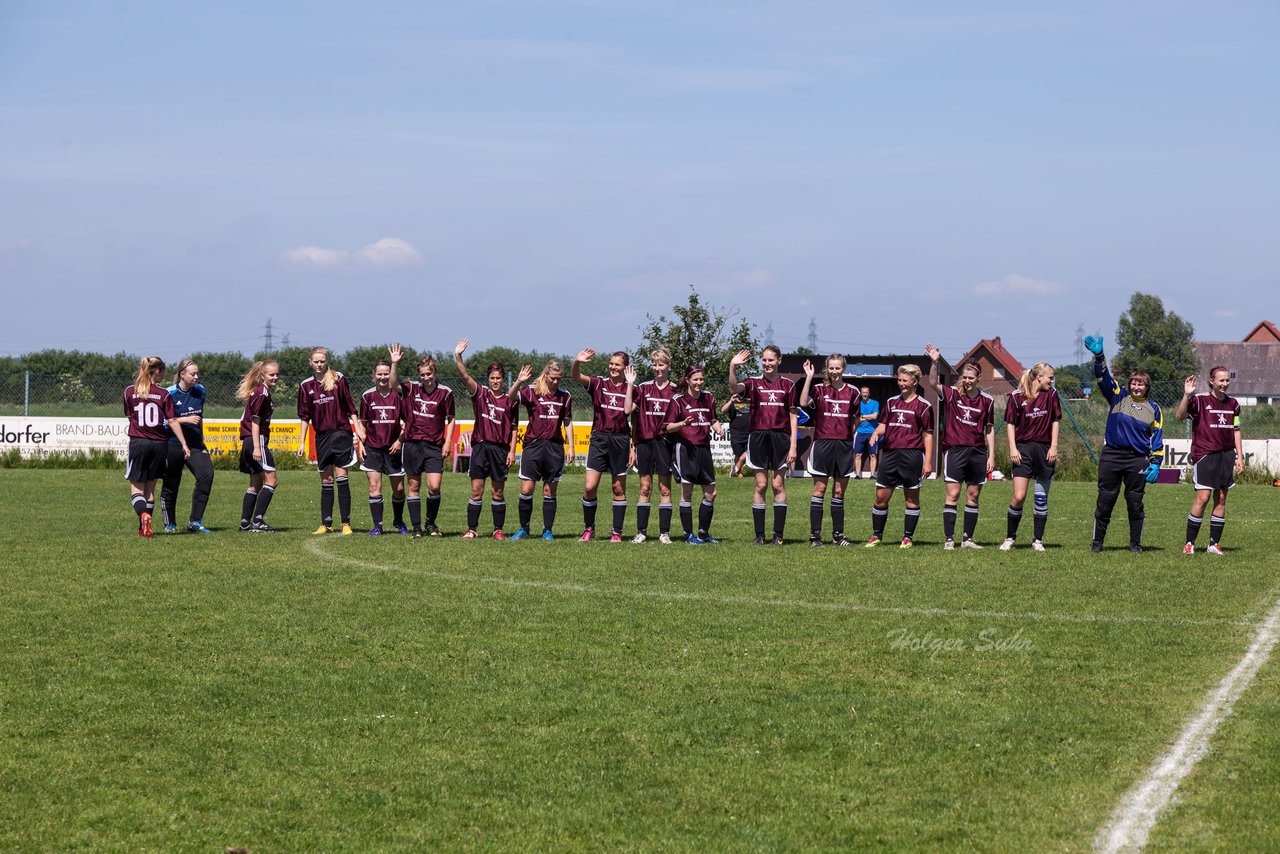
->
xmin=658 ymin=533 xmax=673 ymax=544
xmin=961 ymin=538 xmax=984 ymax=550
xmin=943 ymin=538 xmax=955 ymax=551
xmin=1206 ymin=543 xmax=1224 ymax=555
xmin=632 ymin=532 xmax=647 ymax=544
xmin=999 ymin=537 xmax=1015 ymax=551
xmin=1031 ymin=540 xmax=1046 ymax=552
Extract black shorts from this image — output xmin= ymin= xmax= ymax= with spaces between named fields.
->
xmin=124 ymin=437 xmax=168 ymax=483
xmin=806 ymin=438 xmax=854 ymax=478
xmin=1012 ymin=441 xmax=1055 ymax=481
xmin=746 ymin=430 xmax=791 ymax=472
xmin=520 ymin=439 xmax=566 ymax=483
xmin=468 ymin=441 xmax=510 ymax=481
xmin=876 ymin=448 xmax=924 ymax=490
xmin=853 ymin=432 xmax=879 ymax=456
xmin=361 ymin=446 xmax=405 ymax=476
xmin=586 ymin=432 xmax=631 ymax=476
xmin=1192 ymin=450 xmax=1236 ymax=491
xmin=239 ymin=436 xmax=276 ymax=474
xmin=673 ymin=442 xmax=716 ymax=486
xmin=729 ymin=428 xmax=748 ymax=458
xmin=402 ymin=440 xmax=444 ymax=475
xmin=315 ymin=429 xmax=357 ymax=470
xmin=943 ymin=446 xmax=988 ymax=485
xmin=634 ymin=437 xmax=673 ymax=476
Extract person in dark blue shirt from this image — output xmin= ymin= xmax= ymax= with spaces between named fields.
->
xmin=160 ymin=359 xmax=215 ymax=533
xmin=1085 ymin=337 xmax=1164 ymax=553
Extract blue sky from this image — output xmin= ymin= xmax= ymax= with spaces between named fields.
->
xmin=2 ymin=1 xmax=1276 ymax=368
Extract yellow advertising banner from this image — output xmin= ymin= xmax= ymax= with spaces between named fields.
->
xmin=204 ymin=420 xmax=305 ymax=457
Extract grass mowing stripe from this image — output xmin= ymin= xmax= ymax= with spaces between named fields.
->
xmin=304 ymin=539 xmax=1256 ymax=629
xmin=1094 ymin=590 xmax=1280 ymax=854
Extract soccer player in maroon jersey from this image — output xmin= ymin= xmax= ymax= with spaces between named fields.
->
xmin=400 ymin=355 xmax=455 ymax=538
xmin=297 ymin=346 xmax=366 ymax=535
xmin=624 ymin=348 xmax=677 ymax=543
xmin=572 ymin=347 xmax=633 ymax=542
xmin=1176 ymin=367 xmax=1244 ymax=555
xmin=664 ymin=366 xmax=725 ymax=544
xmin=123 ymin=357 xmax=190 ymax=537
xmin=865 ymin=364 xmax=934 ymax=548
xmin=923 ymin=345 xmax=996 ymax=550
xmin=236 ymin=359 xmax=281 ymax=532
xmin=507 ymin=359 xmax=577 ymax=540
xmin=1001 ymin=363 xmax=1061 ymax=552
xmin=454 ymin=338 xmax=519 ymax=539
xmin=729 ymin=345 xmax=798 ymax=545
xmin=359 ymin=354 xmax=408 ymax=536
xmin=798 ymin=355 xmax=858 ymax=547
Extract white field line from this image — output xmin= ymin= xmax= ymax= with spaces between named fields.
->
xmin=1094 ymin=590 xmax=1280 ymax=853
xmin=303 ymin=540 xmax=1256 ymax=628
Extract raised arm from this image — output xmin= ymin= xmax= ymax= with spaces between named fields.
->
xmin=571 ymin=348 xmax=595 ymax=388
xmin=922 ymin=344 xmax=942 ymax=395
xmin=797 ymin=359 xmax=815 ymax=408
xmin=623 ymin=364 xmax=638 ymax=414
xmin=1175 ymin=375 xmax=1197 ymax=421
xmin=453 ymin=338 xmax=478 ymax=395
xmin=728 ymin=349 xmax=750 ymax=395
xmin=1086 ymin=336 xmax=1121 ymax=404
xmin=508 ymin=364 xmax=533 ymax=402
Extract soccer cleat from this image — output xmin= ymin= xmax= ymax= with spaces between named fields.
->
xmin=770 ymin=535 xmax=785 ymax=546
xmin=961 ymin=538 xmax=984 ymax=550
xmin=578 ymin=527 xmax=594 ymax=542
xmin=1206 ymin=543 xmax=1224 ymax=555
xmin=239 ymin=522 xmax=252 ymax=532
xmin=1130 ymin=544 xmax=1143 ymax=554
xmin=632 ymin=532 xmax=648 ymax=544
xmin=425 ymin=522 xmax=442 ymax=538
xmin=810 ymin=535 xmax=824 ymax=548
xmin=701 ymin=535 xmax=721 ymax=544
xmin=163 ymin=523 xmax=178 ymax=534
xmin=368 ymin=527 xmax=383 ymax=537
xmin=610 ymin=530 xmax=623 ymax=543
xmin=864 ymin=536 xmax=881 ymax=548
xmin=542 ymin=530 xmax=555 ymax=542
xmin=461 ymin=529 xmax=478 ymax=539
xmin=410 ymin=530 xmax=422 ymax=540
xmin=943 ymin=538 xmax=955 ymax=551
xmin=1031 ymin=540 xmax=1046 ymax=552
xmin=1091 ymin=542 xmax=1103 ymax=553
xmin=1183 ymin=542 xmax=1195 ymax=555
xmin=250 ymin=521 xmax=278 ymax=533
xmin=493 ymin=530 xmax=507 ymax=540
xmin=752 ymin=535 xmax=767 ymax=545
xmin=686 ymin=534 xmax=704 ymax=545
xmin=658 ymin=533 xmax=673 ymax=544
xmin=141 ymin=512 xmax=153 ymax=538
xmin=396 ymin=523 xmax=411 ymax=536
xmin=900 ymin=537 xmax=913 ymax=549
xmin=313 ymin=524 xmax=332 ymax=535
xmin=999 ymin=537 xmax=1015 ymax=551
xmin=341 ymin=523 xmax=354 ymax=536
xmin=510 ymin=528 xmax=530 ymax=540
xmin=187 ymin=521 xmax=212 ymax=534
xmin=832 ymin=534 xmax=853 ymax=547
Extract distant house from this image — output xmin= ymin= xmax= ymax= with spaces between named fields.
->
xmin=1194 ymin=321 xmax=1280 ymax=405
xmin=957 ymin=337 xmax=1026 ymax=398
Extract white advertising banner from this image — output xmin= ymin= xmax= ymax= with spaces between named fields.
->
xmin=1161 ymin=439 xmax=1279 ymax=473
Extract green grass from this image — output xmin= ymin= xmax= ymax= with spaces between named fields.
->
xmin=1 ymin=471 xmax=1278 ymax=850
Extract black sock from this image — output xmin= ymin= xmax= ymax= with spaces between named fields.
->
xmin=752 ymin=504 xmax=766 ymax=537
xmin=810 ymin=497 xmax=824 ymax=537
xmin=426 ymin=492 xmax=441 ymax=524
xmin=1033 ymin=509 xmax=1047 ymax=542
xmin=1209 ymin=515 xmax=1225 ymax=546
xmin=321 ymin=482 xmax=335 ymax=525
xmin=903 ymin=508 xmax=920 ymax=540
xmin=942 ymin=503 xmax=958 ymax=540
xmin=830 ymin=498 xmax=844 ymax=537
xmin=658 ymin=503 xmax=672 ymax=535
xmin=871 ymin=507 xmax=887 ymax=539
xmin=543 ymin=496 xmax=557 ymax=532
xmin=408 ymin=497 xmax=422 ymax=531
xmin=369 ymin=496 xmax=384 ymax=528
xmin=519 ymin=494 xmax=534 ymax=531
xmin=773 ymin=502 xmax=787 ymax=538
xmin=253 ymin=485 xmax=274 ymax=522
xmin=698 ymin=500 xmax=714 ymax=537
xmin=583 ymin=499 xmax=598 ymax=530
xmin=492 ymin=500 xmax=506 ymax=532
xmin=612 ymin=500 xmax=626 ymax=535
xmin=145 ymin=500 xmax=155 ymax=519
xmin=636 ymin=502 xmax=651 ymax=535
xmin=964 ymin=504 xmax=980 ymax=541
xmin=466 ymin=499 xmax=482 ymax=531
xmin=336 ymin=476 xmax=351 ymax=524
xmin=132 ymin=494 xmax=147 ymax=518
xmin=241 ymin=490 xmax=257 ymax=526
xmin=679 ymin=501 xmax=693 ymax=537
xmin=392 ymin=497 xmax=405 ymax=526
xmin=1006 ymin=506 xmax=1022 ymax=539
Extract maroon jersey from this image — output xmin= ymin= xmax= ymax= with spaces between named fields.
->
xmin=938 ymin=386 xmax=995 ymax=449
xmin=881 ymin=394 xmax=933 ymax=451
xmin=360 ymin=386 xmax=403 ymax=449
xmin=297 ymin=373 xmax=356 ymax=433
xmin=470 ymin=385 xmax=518 ymax=446
xmin=669 ymin=391 xmax=717 ymax=446
xmin=519 ymin=386 xmax=573 ymax=443
xmin=400 ymin=381 xmax=455 ymax=445
xmin=239 ymin=384 xmax=275 ymax=439
xmin=1187 ymin=393 xmax=1240 ymax=461
xmin=588 ymin=375 xmax=631 ymax=434
xmin=1004 ymin=389 xmax=1061 ymax=445
xmin=631 ymin=380 xmax=677 ymax=441
xmin=807 ymin=383 xmax=858 ymax=441
xmin=742 ymin=375 xmax=796 ymax=432
xmin=123 ymin=385 xmax=178 ymax=441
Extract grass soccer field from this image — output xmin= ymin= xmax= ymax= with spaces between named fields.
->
xmin=1 ymin=469 xmax=1278 ymax=851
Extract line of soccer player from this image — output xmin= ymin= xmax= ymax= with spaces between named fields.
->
xmin=121 ymin=338 xmax=1245 ymax=553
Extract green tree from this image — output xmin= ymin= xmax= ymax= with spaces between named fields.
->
xmin=1112 ymin=293 xmax=1199 ymax=394
xmin=341 ymin=344 xmax=422 ymax=386
xmin=635 ymin=286 xmax=758 ymax=389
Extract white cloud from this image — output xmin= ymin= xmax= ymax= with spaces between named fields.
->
xmin=356 ymin=237 xmax=423 ymax=268
xmin=282 ymin=245 xmax=348 ymax=269
xmin=971 ymin=273 xmax=1066 ymax=297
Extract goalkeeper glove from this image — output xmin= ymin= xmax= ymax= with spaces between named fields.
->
xmin=1084 ymin=335 xmax=1105 ymax=356
xmin=1143 ymin=463 xmax=1160 ymax=483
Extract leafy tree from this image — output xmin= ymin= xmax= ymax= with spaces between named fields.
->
xmin=1112 ymin=292 xmax=1199 ymax=392
xmin=635 ymin=285 xmax=758 ymax=390
xmin=340 ymin=344 xmax=422 ymax=386
xmin=1054 ymin=363 xmax=1091 ymax=399
xmin=188 ymin=351 xmax=253 ymax=407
